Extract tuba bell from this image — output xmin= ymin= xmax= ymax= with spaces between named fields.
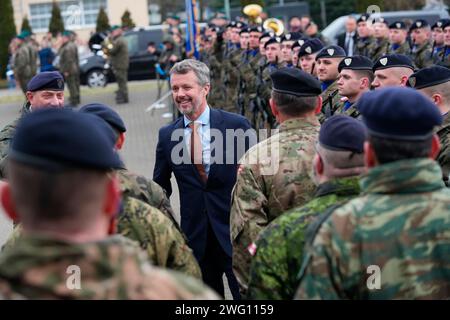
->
xmin=243 ymin=4 xmax=263 ymax=25
xmin=263 ymin=18 xmax=285 ymax=36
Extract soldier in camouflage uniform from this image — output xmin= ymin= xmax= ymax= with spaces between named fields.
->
xmin=430 ymin=19 xmax=448 ymax=62
xmin=368 ymin=18 xmax=390 ymax=61
xmin=408 ymin=66 xmax=450 ymax=186
xmin=23 ymin=31 xmax=38 ymax=83
xmin=298 ymin=39 xmax=324 ymax=78
xmin=387 ymin=21 xmax=411 ymax=55
xmin=230 ymin=68 xmax=322 ymax=296
xmin=335 ymin=55 xmax=373 ymax=118
xmin=315 ymin=45 xmax=345 ymax=123
xmin=0 ymin=109 xmax=216 ymax=300
xmin=13 ymin=33 xmax=33 ymax=95
xmin=435 ymin=21 xmax=450 ymax=67
xmin=409 ymin=19 xmax=433 ymax=69
xmin=58 ymin=31 xmax=80 ymax=106
xmin=354 ymin=14 xmax=375 ymax=58
xmin=280 ymin=33 xmax=303 ymax=68
xmin=371 ymin=54 xmax=415 ymax=89
xmin=105 ymin=26 xmax=129 ymax=104
xmin=291 ymin=39 xmax=307 ymax=69
xmin=296 ymin=87 xmax=450 ymax=300
xmin=0 ymin=72 xmax=65 ymax=178
xmin=247 ymin=115 xmax=366 ymax=300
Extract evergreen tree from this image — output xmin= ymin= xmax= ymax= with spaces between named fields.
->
xmin=48 ymin=1 xmax=65 ymax=37
xmin=21 ymin=16 xmax=32 ymax=33
xmin=121 ymin=9 xmax=136 ymax=30
xmin=0 ymin=0 xmax=17 ymax=79
xmin=96 ymin=6 xmax=110 ymax=33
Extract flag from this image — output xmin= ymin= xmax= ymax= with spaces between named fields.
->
xmin=185 ymin=0 xmax=200 ymax=59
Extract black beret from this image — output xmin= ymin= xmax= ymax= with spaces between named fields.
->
xmin=10 ymin=108 xmax=123 ymax=172
xmin=315 ymin=45 xmax=346 ymax=60
xmin=281 ymin=32 xmax=303 ymax=42
xmin=264 ymin=36 xmax=281 ymax=49
xmin=79 ymin=103 xmax=127 ymax=133
xmin=27 ymin=71 xmax=65 ymax=92
xmin=259 ymin=31 xmax=275 ymax=40
xmin=227 ymin=21 xmax=237 ymax=28
xmin=239 ymin=27 xmax=251 ymax=35
xmin=291 ymin=38 xmax=309 ymax=50
xmin=373 ymin=17 xmax=388 ymax=26
xmin=432 ymin=19 xmax=450 ymax=30
xmin=389 ymin=21 xmax=406 ymax=30
xmin=338 ymin=55 xmax=373 ymax=73
xmin=407 ymin=65 xmax=450 ymax=90
xmin=444 ymin=20 xmax=450 ymax=29
xmin=358 ymin=87 xmax=442 ymax=140
xmin=235 ymin=22 xmax=247 ymax=29
xmin=357 ymin=13 xmax=371 ymax=24
xmin=249 ymin=26 xmax=263 ymax=33
xmin=409 ymin=19 xmax=430 ymax=32
xmin=270 ymin=67 xmax=321 ymax=97
xmin=298 ymin=38 xmax=324 ymax=57
xmin=373 ymin=54 xmax=414 ymax=71
xmin=319 ymin=115 xmax=366 ymax=153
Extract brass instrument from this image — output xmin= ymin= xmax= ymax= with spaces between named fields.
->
xmin=243 ymin=4 xmax=263 ymax=25
xmin=102 ymin=37 xmax=114 ymax=56
xmin=263 ymin=18 xmax=285 ymax=36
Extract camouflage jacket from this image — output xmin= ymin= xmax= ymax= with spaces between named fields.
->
xmin=434 ymin=48 xmax=450 ymax=68
xmin=0 ymin=235 xmax=216 ymax=299
xmin=369 ymin=38 xmax=390 ymax=62
xmin=108 ymin=35 xmax=129 ymax=70
xmin=222 ymin=47 xmax=243 ymax=112
xmin=117 ymin=169 xmax=179 ymax=229
xmin=436 ymin=113 xmax=450 ymax=186
xmin=202 ymin=47 xmax=224 ymax=106
xmin=295 ymin=159 xmax=450 ymax=299
xmin=13 ymin=42 xmax=32 ymax=78
xmin=386 ymin=41 xmax=411 ymax=55
xmin=410 ymin=41 xmax=433 ymax=69
xmin=335 ymin=100 xmax=361 ymax=119
xmin=118 ymin=197 xmax=201 ymax=278
xmin=26 ymin=41 xmax=38 ymax=76
xmin=0 ymin=103 xmax=31 ymax=178
xmin=58 ymin=41 xmax=79 ymax=75
xmin=247 ymin=177 xmax=360 ymax=300
xmin=319 ymin=80 xmax=342 ymax=123
xmin=231 ymin=116 xmax=319 ymax=295
xmin=355 ymin=37 xmax=375 ymax=58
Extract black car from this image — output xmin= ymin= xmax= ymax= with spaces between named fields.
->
xmin=80 ymin=26 xmax=168 ymax=87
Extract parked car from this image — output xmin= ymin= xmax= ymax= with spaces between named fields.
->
xmin=322 ymin=9 xmax=450 ymax=45
xmin=80 ymin=23 xmax=205 ymax=87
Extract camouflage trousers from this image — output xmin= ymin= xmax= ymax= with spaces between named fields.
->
xmin=113 ymin=68 xmax=129 ymax=101
xmin=66 ymin=73 xmax=80 ymax=106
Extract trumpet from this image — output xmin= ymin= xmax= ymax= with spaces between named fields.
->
xmin=243 ymin=4 xmax=263 ymax=25
xmin=102 ymin=37 xmax=114 ymax=56
xmin=263 ymin=18 xmax=285 ymax=36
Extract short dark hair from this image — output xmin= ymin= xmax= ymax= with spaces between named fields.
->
xmin=369 ymin=135 xmax=432 ymax=164
xmin=355 ymin=69 xmax=374 ymax=84
xmin=147 ymin=41 xmax=156 ymax=47
xmin=7 ymin=161 xmax=109 ymax=227
xmin=271 ymin=91 xmax=318 ymax=117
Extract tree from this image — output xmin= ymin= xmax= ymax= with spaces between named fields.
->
xmin=121 ymin=9 xmax=136 ymax=30
xmin=96 ymin=6 xmax=110 ymax=32
xmin=21 ymin=16 xmax=32 ymax=33
xmin=49 ymin=1 xmax=65 ymax=37
xmin=0 ymin=0 xmax=17 ymax=79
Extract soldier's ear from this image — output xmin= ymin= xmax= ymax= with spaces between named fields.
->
xmin=430 ymin=134 xmax=441 ymax=160
xmin=269 ymin=98 xmax=279 ymax=117
xmin=103 ymin=174 xmax=121 ymax=219
xmin=400 ymin=75 xmax=409 ymax=86
xmin=313 ymin=153 xmax=324 ymax=176
xmin=314 ymin=96 xmax=322 ymax=114
xmin=364 ymin=141 xmax=377 ymax=168
xmin=116 ymin=132 xmax=125 ymax=150
xmin=0 ymin=182 xmax=18 ymax=223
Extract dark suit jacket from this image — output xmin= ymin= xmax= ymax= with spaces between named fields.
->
xmin=153 ymin=108 xmax=254 ymax=261
xmin=337 ymin=32 xmax=358 ymax=55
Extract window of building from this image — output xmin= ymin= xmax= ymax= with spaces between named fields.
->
xmin=29 ymin=0 xmax=107 ymax=32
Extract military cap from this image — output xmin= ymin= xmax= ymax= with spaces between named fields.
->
xmin=443 ymin=20 xmax=450 ymax=29
xmin=110 ymin=25 xmax=121 ymax=31
xmin=259 ymin=31 xmax=274 ymax=40
xmin=357 ymin=13 xmax=371 ymax=24
xmin=407 ymin=65 xmax=450 ymax=90
xmin=409 ymin=19 xmax=430 ymax=31
xmin=79 ymin=103 xmax=127 ymax=133
xmin=16 ymin=32 xmax=26 ymax=40
xmin=315 ymin=45 xmax=346 ymax=60
xmin=26 ymin=71 xmax=65 ymax=92
xmin=249 ymin=26 xmax=263 ymax=33
xmin=281 ymin=32 xmax=302 ymax=43
xmin=389 ymin=21 xmax=406 ymax=30
xmin=298 ymin=38 xmax=324 ymax=57
xmin=270 ymin=67 xmax=321 ymax=97
xmin=264 ymin=36 xmax=281 ymax=48
xmin=319 ymin=115 xmax=366 ymax=153
xmin=291 ymin=38 xmax=308 ymax=50
xmin=235 ymin=22 xmax=247 ymax=29
xmin=227 ymin=21 xmax=237 ymax=28
xmin=10 ymin=109 xmax=123 ymax=172
xmin=21 ymin=30 xmax=32 ymax=38
xmin=358 ymin=87 xmax=442 ymax=140
xmin=373 ymin=17 xmax=388 ymax=26
xmin=62 ymin=30 xmax=72 ymax=37
xmin=239 ymin=27 xmax=251 ymax=35
xmin=373 ymin=54 xmax=414 ymax=71
xmin=338 ymin=55 xmax=373 ymax=73
xmin=432 ymin=19 xmax=450 ymax=30
xmin=169 ymin=15 xmax=180 ymax=21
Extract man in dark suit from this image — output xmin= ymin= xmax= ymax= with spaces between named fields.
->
xmin=153 ymin=59 xmax=255 ymax=299
xmin=337 ymin=15 xmax=358 ymax=56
